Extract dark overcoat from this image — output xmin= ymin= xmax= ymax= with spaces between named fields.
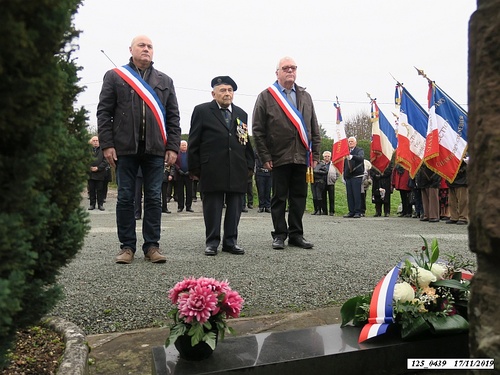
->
xmin=188 ymin=100 xmax=254 ymax=193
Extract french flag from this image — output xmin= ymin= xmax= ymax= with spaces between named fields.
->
xmin=395 ymin=86 xmax=428 ymax=178
xmin=424 ymin=83 xmax=468 ymax=183
xmin=358 ymin=264 xmax=401 ymax=343
xmin=370 ymin=99 xmax=397 ymax=173
xmin=331 ymin=101 xmax=350 ymax=174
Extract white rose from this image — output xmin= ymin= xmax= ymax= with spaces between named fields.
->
xmin=393 ymin=282 xmax=415 ymax=303
xmin=430 ymin=263 xmax=447 ymax=280
xmin=412 ymin=267 xmax=437 ymax=287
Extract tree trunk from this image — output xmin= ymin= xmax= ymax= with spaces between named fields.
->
xmin=468 ymin=0 xmax=500 ymax=372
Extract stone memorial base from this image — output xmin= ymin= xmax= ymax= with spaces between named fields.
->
xmin=152 ymin=324 xmax=468 ymax=375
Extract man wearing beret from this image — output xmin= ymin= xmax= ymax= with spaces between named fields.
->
xmin=188 ymin=76 xmax=255 ymax=256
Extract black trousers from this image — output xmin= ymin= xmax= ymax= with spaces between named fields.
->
xmin=322 ymin=184 xmax=335 ymax=214
xmin=88 ymin=179 xmax=104 ymax=207
xmin=202 ymin=192 xmax=243 ymax=248
xmin=176 ymin=174 xmax=193 ymax=210
xmin=271 ymin=164 xmax=307 ymax=240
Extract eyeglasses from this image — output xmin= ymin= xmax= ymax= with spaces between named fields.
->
xmin=280 ymin=65 xmax=297 ymax=72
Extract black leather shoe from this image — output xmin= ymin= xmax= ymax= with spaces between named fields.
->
xmin=186 ymin=208 xmax=194 ymax=212
xmin=343 ymin=214 xmax=354 ymax=218
xmin=264 ymin=207 xmax=271 ymax=213
xmin=177 ymin=208 xmax=183 ymax=212
xmin=288 ymin=237 xmax=314 ymax=249
xmin=204 ymin=247 xmax=218 ymax=256
xmin=242 ymin=207 xmax=248 ymax=213
xmin=258 ymin=208 xmax=264 ymax=213
xmin=272 ymin=238 xmax=285 ymax=249
xmin=162 ymin=209 xmax=171 ymax=214
xmin=353 ymin=214 xmax=361 ymax=218
xmin=98 ymin=205 xmax=105 ymax=211
xmin=248 ymin=205 xmax=253 ymax=209
xmin=88 ymin=205 xmax=95 ymax=210
xmin=222 ymin=245 xmax=245 ymax=255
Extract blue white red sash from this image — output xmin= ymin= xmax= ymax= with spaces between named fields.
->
xmin=267 ymin=83 xmax=312 ymax=165
xmin=113 ymin=65 xmax=167 ymax=145
xmin=358 ymin=264 xmax=401 ymax=342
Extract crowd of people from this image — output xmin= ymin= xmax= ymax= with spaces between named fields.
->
xmin=90 ymin=34 xmax=468 ymax=264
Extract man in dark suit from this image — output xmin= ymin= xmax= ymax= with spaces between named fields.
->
xmin=343 ymin=136 xmax=365 ymax=218
xmin=188 ymin=76 xmax=255 ymax=256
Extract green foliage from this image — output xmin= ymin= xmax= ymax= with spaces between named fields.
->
xmin=0 ymin=0 xmax=89 ymax=367
xmin=340 ymin=295 xmax=370 ymax=327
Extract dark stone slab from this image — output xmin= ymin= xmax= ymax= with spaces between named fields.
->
xmin=152 ymin=324 xmax=468 ymax=375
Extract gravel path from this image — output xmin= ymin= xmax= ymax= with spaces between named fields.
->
xmin=50 ymin=192 xmax=473 ymax=335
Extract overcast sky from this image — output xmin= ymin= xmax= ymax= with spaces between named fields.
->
xmin=73 ymin=0 xmax=475 ymax=137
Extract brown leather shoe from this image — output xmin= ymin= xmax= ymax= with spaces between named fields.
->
xmin=115 ymin=248 xmax=134 ymax=264
xmin=144 ymin=247 xmax=167 ymax=263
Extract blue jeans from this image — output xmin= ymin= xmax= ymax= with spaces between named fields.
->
xmin=115 ymin=154 xmax=164 ymax=253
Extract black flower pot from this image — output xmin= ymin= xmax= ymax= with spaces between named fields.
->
xmin=174 ymin=332 xmax=217 ymax=361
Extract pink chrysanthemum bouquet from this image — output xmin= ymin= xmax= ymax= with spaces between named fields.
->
xmin=166 ymin=277 xmax=244 ymax=349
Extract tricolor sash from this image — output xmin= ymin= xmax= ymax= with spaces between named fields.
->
xmin=113 ymin=65 xmax=167 ymax=145
xmin=267 ymin=83 xmax=313 ymax=172
xmin=358 ymin=263 xmax=401 ymax=343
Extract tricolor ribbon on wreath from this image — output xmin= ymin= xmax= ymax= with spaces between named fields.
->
xmin=358 ymin=263 xmax=402 ymax=342
xmin=267 ymin=82 xmax=314 ymax=182
xmin=113 ymin=65 xmax=168 ymax=145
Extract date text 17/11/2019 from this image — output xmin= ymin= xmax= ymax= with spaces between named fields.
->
xmin=408 ymin=358 xmax=495 ymax=370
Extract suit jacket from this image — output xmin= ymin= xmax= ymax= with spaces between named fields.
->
xmin=89 ymin=146 xmax=108 ymax=181
xmin=188 ymin=100 xmax=255 ymax=193
xmin=344 ymin=146 xmax=365 ymax=179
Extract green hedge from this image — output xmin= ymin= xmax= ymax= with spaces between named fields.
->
xmin=0 ymin=0 xmax=89 ymax=366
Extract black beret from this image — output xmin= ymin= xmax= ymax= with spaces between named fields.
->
xmin=211 ymin=76 xmax=237 ymax=91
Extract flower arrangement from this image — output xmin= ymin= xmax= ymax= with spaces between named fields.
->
xmin=341 ymin=236 xmax=474 ymax=341
xmin=165 ymin=277 xmax=244 ymax=350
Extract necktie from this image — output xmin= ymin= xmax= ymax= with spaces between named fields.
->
xmin=285 ymin=89 xmax=296 ymax=107
xmin=222 ymin=108 xmax=231 ymax=127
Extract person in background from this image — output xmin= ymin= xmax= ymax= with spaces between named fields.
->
xmin=97 ymin=35 xmax=181 ymax=264
xmin=102 ymin=163 xmax=112 ymax=203
xmin=446 ymin=158 xmax=468 ymax=225
xmin=175 ymin=140 xmax=194 ymax=212
xmin=252 ymin=56 xmax=321 ymax=250
xmin=192 ymin=177 xmax=199 ymax=202
xmin=361 ymin=159 xmax=372 ymax=217
xmin=370 ymin=162 xmax=393 ymax=217
xmin=415 ymin=163 xmax=440 ymax=222
xmin=188 ymin=76 xmax=255 ymax=256
xmin=88 ymin=136 xmax=107 ymax=211
xmin=242 ymin=174 xmax=254 ymax=212
xmin=255 ymin=149 xmax=272 ymax=213
xmin=311 ymin=156 xmax=328 ymax=215
xmin=321 ymin=151 xmax=337 ymax=216
xmin=439 ymin=178 xmax=450 ymax=220
xmin=392 ymin=163 xmax=412 ymax=217
xmin=161 ymin=162 xmax=173 ymax=214
xmin=343 ymin=137 xmax=365 ymax=218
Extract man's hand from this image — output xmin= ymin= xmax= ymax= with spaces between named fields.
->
xmin=103 ymin=147 xmax=117 ymax=168
xmin=165 ymin=150 xmax=177 ymax=167
xmin=263 ymin=161 xmax=273 ymax=171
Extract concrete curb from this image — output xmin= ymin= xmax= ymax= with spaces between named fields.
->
xmin=43 ymin=316 xmax=89 ymax=375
